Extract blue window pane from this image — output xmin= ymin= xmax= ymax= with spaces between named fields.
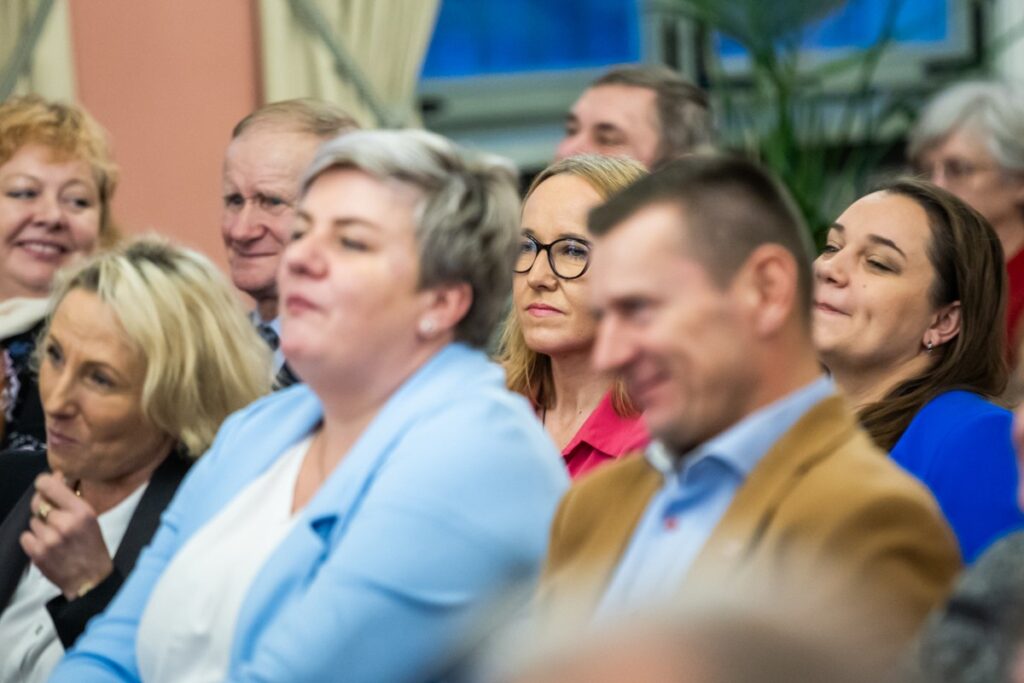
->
xmin=717 ymin=0 xmax=949 ymax=58
xmin=421 ymin=0 xmax=642 ymax=80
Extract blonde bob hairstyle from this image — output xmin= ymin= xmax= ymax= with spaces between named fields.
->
xmin=496 ymin=154 xmax=647 ymax=415
xmin=42 ymin=237 xmax=272 ymax=457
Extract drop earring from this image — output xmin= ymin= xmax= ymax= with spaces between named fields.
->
xmin=926 ymin=340 xmax=934 ymax=352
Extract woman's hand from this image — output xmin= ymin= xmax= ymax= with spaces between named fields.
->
xmin=19 ymin=471 xmax=114 ymax=600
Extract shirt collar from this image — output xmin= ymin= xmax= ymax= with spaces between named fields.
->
xmin=646 ymin=375 xmax=835 ymax=482
xmin=562 ymin=391 xmax=646 ymax=457
xmin=250 ymin=311 xmax=281 ymax=337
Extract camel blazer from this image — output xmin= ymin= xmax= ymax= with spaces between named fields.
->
xmin=540 ymin=394 xmax=961 ymax=649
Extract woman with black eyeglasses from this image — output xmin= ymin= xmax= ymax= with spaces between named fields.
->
xmin=497 ymin=155 xmax=648 ymax=479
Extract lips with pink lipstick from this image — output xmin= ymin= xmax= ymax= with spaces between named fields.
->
xmin=525 ymin=302 xmax=564 ymax=318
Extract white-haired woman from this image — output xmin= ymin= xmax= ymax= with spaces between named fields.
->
xmin=51 ymin=130 xmax=569 ymax=683
xmin=0 ymin=238 xmax=271 ymax=683
xmin=909 ymin=80 xmax=1024 ymax=369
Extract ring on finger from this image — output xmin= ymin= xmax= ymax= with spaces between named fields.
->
xmin=36 ymin=501 xmax=52 ymax=523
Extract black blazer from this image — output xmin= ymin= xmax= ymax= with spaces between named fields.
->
xmin=0 ymin=451 xmax=190 ymax=647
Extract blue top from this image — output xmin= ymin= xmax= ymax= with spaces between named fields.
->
xmin=596 ymin=376 xmax=835 ymax=618
xmin=891 ymin=390 xmax=1024 ymax=563
xmin=50 ymin=343 xmax=569 ymax=682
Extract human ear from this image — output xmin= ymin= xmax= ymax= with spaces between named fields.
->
xmin=417 ymin=282 xmax=473 ymax=341
xmin=925 ymin=300 xmax=961 ymax=348
xmin=736 ymin=244 xmax=798 ymax=338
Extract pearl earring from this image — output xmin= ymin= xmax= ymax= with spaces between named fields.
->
xmin=926 ymin=340 xmax=934 ymax=352
xmin=419 ymin=319 xmax=436 ymax=336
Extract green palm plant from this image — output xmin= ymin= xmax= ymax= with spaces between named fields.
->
xmin=651 ymin=0 xmax=911 ymax=244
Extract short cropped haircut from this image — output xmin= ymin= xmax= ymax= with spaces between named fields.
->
xmin=908 ymin=80 xmax=1024 ymax=173
xmin=43 ymin=237 xmax=272 ymax=457
xmin=0 ymin=95 xmax=119 ymax=245
xmin=497 ymin=155 xmax=647 ymax=413
xmin=301 ymin=129 xmax=521 ymax=348
xmin=593 ymin=65 xmax=714 ymax=168
xmin=589 ymin=154 xmax=815 ymax=319
xmin=231 ymin=98 xmax=360 ymax=140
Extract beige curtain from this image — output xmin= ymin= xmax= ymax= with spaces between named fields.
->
xmin=258 ymin=0 xmax=440 ymax=127
xmin=0 ymin=0 xmax=76 ymax=100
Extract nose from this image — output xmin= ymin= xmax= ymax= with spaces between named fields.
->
xmin=281 ymin=229 xmax=326 ymax=281
xmin=591 ymin=314 xmax=635 ymax=374
xmin=32 ymin=191 xmax=64 ymax=229
xmin=223 ymin=201 xmax=264 ymax=244
xmin=42 ymin=366 xmax=78 ymax=422
xmin=524 ymin=249 xmax=558 ymax=290
xmin=814 ymin=251 xmax=848 ymax=287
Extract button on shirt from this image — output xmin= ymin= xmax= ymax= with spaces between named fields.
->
xmin=0 ymin=483 xmax=148 ymax=683
xmin=595 ymin=376 xmax=835 ymax=620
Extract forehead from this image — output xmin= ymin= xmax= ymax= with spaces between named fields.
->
xmin=50 ymin=289 xmax=141 ymax=366
xmin=0 ymin=143 xmax=97 ymax=186
xmin=522 ymin=174 xmax=603 ymax=236
xmin=572 ymin=84 xmax=659 ymax=131
xmin=300 ymin=167 xmax=421 ymax=224
xmin=921 ymin=124 xmax=995 ymax=163
xmin=224 ymin=125 xmax=323 ymax=186
xmin=834 ymin=191 xmax=933 ymax=252
xmin=591 ymin=202 xmax=712 ymax=295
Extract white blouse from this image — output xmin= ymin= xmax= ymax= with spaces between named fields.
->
xmin=0 ymin=482 xmax=147 ymax=683
xmin=136 ymin=437 xmax=309 ymax=683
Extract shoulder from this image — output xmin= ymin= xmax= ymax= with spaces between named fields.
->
xmin=894 ymin=391 xmax=1012 ymax=471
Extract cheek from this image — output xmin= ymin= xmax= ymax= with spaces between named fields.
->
xmin=69 ymin=212 xmax=101 ymax=253
xmin=267 ymin=212 xmax=297 ymax=245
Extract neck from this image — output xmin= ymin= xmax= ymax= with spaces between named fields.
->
xmin=0 ymin=280 xmax=45 ymax=303
xmin=255 ymin=297 xmax=278 ymax=323
xmin=547 ymin=348 xmax=608 ymax=417
xmin=750 ymin=342 xmax=826 ymax=414
xmin=77 ymin=441 xmax=173 ymax=515
xmin=826 ymin=352 xmax=932 ymax=411
xmin=313 ymin=340 xmax=446 ymax=472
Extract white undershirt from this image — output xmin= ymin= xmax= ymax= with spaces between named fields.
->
xmin=136 ymin=437 xmax=309 ymax=683
xmin=0 ymin=482 xmax=148 ymax=683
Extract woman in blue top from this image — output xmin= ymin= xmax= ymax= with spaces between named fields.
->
xmin=50 ymin=130 xmax=569 ymax=682
xmin=813 ymin=177 xmax=1024 ymax=562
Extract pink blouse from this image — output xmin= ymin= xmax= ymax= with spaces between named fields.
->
xmin=562 ymin=391 xmax=649 ymax=479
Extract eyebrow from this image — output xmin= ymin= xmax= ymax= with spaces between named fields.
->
xmin=829 ymin=222 xmax=907 ymax=258
xmin=521 ymin=228 xmax=591 ymax=243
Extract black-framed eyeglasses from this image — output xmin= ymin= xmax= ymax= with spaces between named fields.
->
xmin=514 ymin=235 xmax=592 ymax=280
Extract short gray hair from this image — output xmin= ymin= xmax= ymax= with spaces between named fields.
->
xmin=231 ymin=98 xmax=360 ymax=140
xmin=302 ymin=129 xmax=520 ymax=348
xmin=593 ymin=65 xmax=714 ymax=168
xmin=908 ymin=80 xmax=1024 ymax=172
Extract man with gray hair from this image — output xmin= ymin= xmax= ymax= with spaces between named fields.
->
xmin=221 ymin=98 xmax=359 ymax=378
xmin=555 ymin=65 xmax=713 ymax=169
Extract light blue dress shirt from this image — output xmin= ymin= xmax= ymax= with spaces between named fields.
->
xmin=50 ymin=343 xmax=569 ymax=682
xmin=596 ymin=376 xmax=835 ymax=619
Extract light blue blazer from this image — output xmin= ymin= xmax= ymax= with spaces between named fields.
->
xmin=51 ymin=344 xmax=569 ymax=682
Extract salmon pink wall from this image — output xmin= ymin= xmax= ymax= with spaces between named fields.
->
xmin=69 ymin=1 xmax=262 ymax=275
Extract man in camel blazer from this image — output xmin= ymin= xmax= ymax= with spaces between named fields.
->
xmin=538 ymin=155 xmax=960 ymax=656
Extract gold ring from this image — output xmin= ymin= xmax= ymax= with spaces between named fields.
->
xmin=36 ymin=501 xmax=52 ymax=523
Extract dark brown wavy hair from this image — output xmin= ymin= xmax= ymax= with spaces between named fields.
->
xmin=858 ymin=178 xmax=1008 ymax=450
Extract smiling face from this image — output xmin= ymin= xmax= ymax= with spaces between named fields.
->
xmin=221 ymin=124 xmax=323 ymax=314
xmin=589 ymin=203 xmax=756 ymax=450
xmin=279 ymin=168 xmax=433 ymax=393
xmin=39 ymin=289 xmax=173 ymax=489
xmin=0 ymin=144 xmax=101 ymax=301
xmin=555 ymin=85 xmax=661 ymax=169
xmin=813 ymin=191 xmax=950 ymax=379
xmin=514 ymin=174 xmax=603 ymax=360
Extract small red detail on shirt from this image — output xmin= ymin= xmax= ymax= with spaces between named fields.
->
xmin=561 ymin=391 xmax=650 ymax=480
xmin=1005 ymin=246 xmax=1024 ymax=364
